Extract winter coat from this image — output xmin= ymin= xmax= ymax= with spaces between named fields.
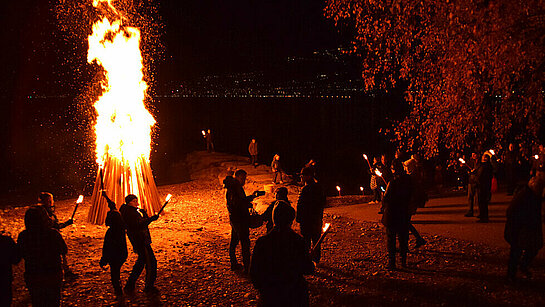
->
xmin=476 ymin=161 xmax=494 ymax=196
xmin=262 ymin=200 xmax=290 ymax=233
xmin=296 ymin=182 xmax=326 ymax=235
xmin=100 ymin=210 xmax=128 ymax=266
xmin=224 ymin=175 xmax=253 ymax=225
xmin=119 ymin=204 xmax=153 ymax=253
xmin=381 ymin=174 xmax=413 ymax=231
xmin=504 ymin=185 xmax=543 ymax=251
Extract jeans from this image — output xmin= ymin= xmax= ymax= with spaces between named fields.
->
xmin=229 ymin=223 xmax=251 ymax=270
xmin=127 ymin=244 xmax=157 ymax=288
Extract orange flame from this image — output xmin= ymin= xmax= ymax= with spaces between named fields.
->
xmin=322 ymin=223 xmax=331 ymax=232
xmin=88 ymin=0 xmax=156 ymax=195
xmin=76 ymin=195 xmax=84 ymax=204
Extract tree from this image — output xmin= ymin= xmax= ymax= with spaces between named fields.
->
xmin=325 ymin=0 xmax=545 ymax=156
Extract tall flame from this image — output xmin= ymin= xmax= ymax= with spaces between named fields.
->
xmin=88 ymin=0 xmax=155 ymax=194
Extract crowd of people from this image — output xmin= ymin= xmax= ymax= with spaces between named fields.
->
xmin=1 ymin=139 xmax=544 ymax=306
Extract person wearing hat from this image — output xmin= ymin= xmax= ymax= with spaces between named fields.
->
xmin=296 ymin=167 xmax=326 ymax=264
xmin=250 ymin=201 xmax=315 ymax=306
xmin=381 ymin=159 xmax=413 ymax=269
xmin=119 ymin=194 xmax=159 ymax=294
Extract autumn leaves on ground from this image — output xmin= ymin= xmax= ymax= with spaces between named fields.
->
xmin=2 ymin=152 xmax=545 ymax=306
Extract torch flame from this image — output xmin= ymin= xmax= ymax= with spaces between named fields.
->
xmin=323 ymin=223 xmax=331 ymax=232
xmin=165 ymin=194 xmax=172 ymax=202
xmin=363 ymin=154 xmax=368 ymax=160
xmin=336 ymin=185 xmax=341 ymax=192
xmin=535 ymin=155 xmax=539 ymax=160
xmin=88 ymin=0 xmax=156 ymax=197
xmin=77 ymin=195 xmax=84 ymax=204
xmin=489 ymin=149 xmax=495 ymax=155
xmin=202 ymin=130 xmax=206 ymax=136
xmin=459 ymin=158 xmax=466 ymax=164
xmin=360 ymin=186 xmax=364 ymax=191
xmin=375 ymin=169 xmax=382 ymax=177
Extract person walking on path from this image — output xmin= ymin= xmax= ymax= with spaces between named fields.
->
xmin=464 ymin=153 xmax=480 ymax=217
xmin=223 ymin=169 xmax=262 ymax=273
xmin=381 ymin=160 xmax=413 ymax=270
xmin=296 ymin=167 xmax=326 ymax=264
xmin=405 ymin=154 xmax=428 ymax=248
xmin=119 ymin=194 xmax=159 ymax=294
xmin=248 ymin=139 xmax=259 ymax=167
xmin=100 ymin=192 xmax=128 ymax=297
xmin=17 ymin=206 xmax=67 ymax=306
xmin=271 ymin=154 xmax=283 ymax=184
xmin=476 ymin=153 xmax=494 ymax=223
xmin=0 ymin=232 xmax=21 ymax=307
xmin=504 ymin=171 xmax=544 ymax=282
xmin=250 ymin=201 xmax=315 ymax=307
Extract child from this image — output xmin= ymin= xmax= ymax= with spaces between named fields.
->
xmin=99 ymin=192 xmax=128 ymax=297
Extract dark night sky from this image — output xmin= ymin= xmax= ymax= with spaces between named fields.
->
xmin=0 ymin=0 xmax=346 ymax=98
xmin=158 ymin=0 xmax=344 ymax=80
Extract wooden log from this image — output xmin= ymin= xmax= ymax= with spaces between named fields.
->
xmin=88 ymin=155 xmax=162 ymax=224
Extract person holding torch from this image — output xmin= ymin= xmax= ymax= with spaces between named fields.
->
xmin=297 ymin=167 xmax=326 ymax=264
xmin=119 ymin=194 xmax=160 ymax=294
xmin=37 ymin=192 xmax=79 ymax=280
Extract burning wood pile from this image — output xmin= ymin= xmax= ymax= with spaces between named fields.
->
xmin=86 ymin=0 xmax=161 ymax=224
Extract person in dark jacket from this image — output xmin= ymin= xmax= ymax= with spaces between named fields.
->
xmin=18 ymin=206 xmax=67 ymax=306
xmin=37 ymin=192 xmax=77 ymax=280
xmin=119 ymin=194 xmax=159 ymax=294
xmin=504 ymin=143 xmax=519 ymax=195
xmin=262 ymin=187 xmax=290 ymax=233
xmin=381 ymin=160 xmax=413 ymax=269
xmin=250 ymin=201 xmax=315 ymax=307
xmin=296 ymin=167 xmax=326 ymax=264
xmin=464 ymin=152 xmax=480 ymax=217
xmin=476 ymin=154 xmax=494 ymax=222
xmin=100 ymin=192 xmax=128 ymax=297
xmin=224 ymin=169 xmax=261 ymax=272
xmin=504 ymin=171 xmax=544 ymax=282
xmin=0 ymin=232 xmax=21 ymax=307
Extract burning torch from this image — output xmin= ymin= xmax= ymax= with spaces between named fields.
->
xmin=70 ymin=195 xmax=84 ymax=220
xmin=363 ymin=153 xmax=372 ymax=170
xmin=157 ymin=194 xmax=173 ymax=215
xmin=375 ymin=169 xmax=388 ymax=185
xmin=336 ymin=186 xmax=341 ymax=197
xmin=201 ymin=130 xmax=206 ymax=137
xmin=360 ymin=186 xmax=364 ymax=195
xmin=535 ymin=154 xmax=539 ymax=160
xmin=310 ymin=223 xmax=331 ymax=256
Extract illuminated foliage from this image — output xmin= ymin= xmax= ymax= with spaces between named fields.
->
xmin=325 ymin=0 xmax=545 ymax=156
